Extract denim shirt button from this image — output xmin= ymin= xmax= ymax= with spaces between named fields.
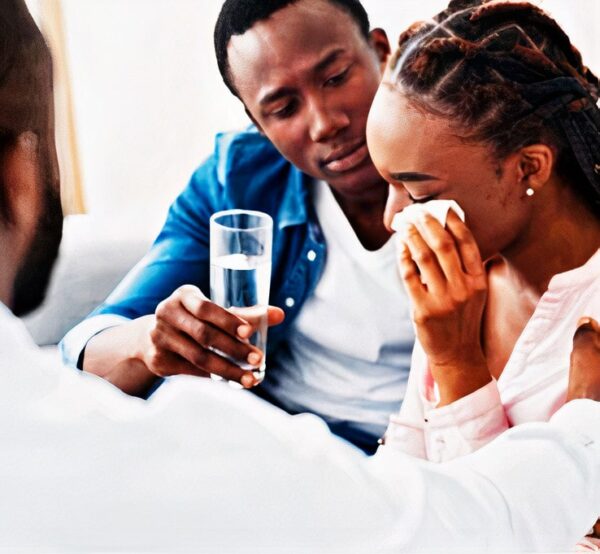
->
xmin=285 ymin=297 xmax=295 ymax=308
xmin=306 ymin=250 xmax=317 ymax=262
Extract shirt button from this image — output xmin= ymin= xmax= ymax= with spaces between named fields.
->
xmin=285 ymin=297 xmax=295 ymax=308
xmin=307 ymin=250 xmax=317 ymax=262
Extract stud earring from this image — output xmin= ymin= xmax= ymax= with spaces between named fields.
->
xmin=526 ymin=187 xmax=535 ymax=197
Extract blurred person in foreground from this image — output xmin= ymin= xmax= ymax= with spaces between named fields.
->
xmin=2 ymin=0 xmax=600 ymax=551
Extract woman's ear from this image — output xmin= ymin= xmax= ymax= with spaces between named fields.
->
xmin=369 ymin=28 xmax=391 ymax=69
xmin=516 ymin=144 xmax=555 ymax=195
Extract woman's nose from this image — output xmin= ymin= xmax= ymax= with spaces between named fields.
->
xmin=383 ymin=184 xmax=412 ymax=231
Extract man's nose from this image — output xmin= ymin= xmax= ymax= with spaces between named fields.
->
xmin=307 ymin=98 xmax=349 ymax=142
xmin=383 ymin=184 xmax=412 ymax=231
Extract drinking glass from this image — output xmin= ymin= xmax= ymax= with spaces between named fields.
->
xmin=209 ymin=209 xmax=273 ymax=383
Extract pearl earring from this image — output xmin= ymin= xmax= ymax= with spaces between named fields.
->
xmin=526 ymin=187 xmax=535 ymax=197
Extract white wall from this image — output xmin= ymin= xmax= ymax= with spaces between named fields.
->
xmin=41 ymin=1 xmax=600 ymax=231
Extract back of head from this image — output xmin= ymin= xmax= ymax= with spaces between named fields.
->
xmin=388 ymin=0 xmax=600 ymax=215
xmin=0 ymin=0 xmax=62 ymax=316
xmin=0 ymin=0 xmax=54 ymax=222
xmin=214 ymin=0 xmax=370 ymax=97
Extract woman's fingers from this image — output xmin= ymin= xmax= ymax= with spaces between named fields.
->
xmin=401 ymin=222 xmax=446 ymax=294
xmin=397 ymin=241 xmax=427 ymax=303
xmin=446 ymin=210 xmax=485 ymax=278
xmin=415 ymin=212 xmax=466 ymax=288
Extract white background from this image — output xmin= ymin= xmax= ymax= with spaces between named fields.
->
xmin=26 ymin=0 xmax=600 ymax=233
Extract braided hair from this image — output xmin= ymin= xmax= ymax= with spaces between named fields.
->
xmin=389 ymin=0 xmax=600 ymax=215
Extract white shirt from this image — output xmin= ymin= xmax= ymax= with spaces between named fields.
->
xmin=264 ymin=180 xmax=414 ymax=436
xmin=384 ymin=249 xmax=600 ymax=463
xmin=2 ymin=300 xmax=600 ymax=551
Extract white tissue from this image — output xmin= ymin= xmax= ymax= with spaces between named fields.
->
xmin=391 ymin=199 xmax=465 ymax=233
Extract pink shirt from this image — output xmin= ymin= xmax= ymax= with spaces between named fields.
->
xmin=383 ymin=249 xmax=600 ymax=463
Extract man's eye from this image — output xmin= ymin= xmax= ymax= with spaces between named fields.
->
xmin=324 ymin=68 xmax=349 ymax=87
xmin=270 ymin=101 xmax=297 ymax=119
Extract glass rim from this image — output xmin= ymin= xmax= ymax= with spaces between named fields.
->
xmin=210 ymin=209 xmax=273 ymax=232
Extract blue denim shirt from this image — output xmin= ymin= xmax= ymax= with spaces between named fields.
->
xmin=86 ymin=128 xmax=326 ymax=349
xmin=61 ymin=127 xmax=408 ymax=454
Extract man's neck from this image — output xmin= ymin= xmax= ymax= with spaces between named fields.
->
xmin=329 ymin=184 xmax=391 ymax=251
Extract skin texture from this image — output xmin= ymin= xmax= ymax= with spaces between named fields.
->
xmin=366 ymin=80 xmax=600 ymax=406
xmin=228 ymin=0 xmax=387 ymax=202
xmin=228 ymin=0 xmax=392 ymax=249
xmin=82 ymin=0 xmax=392 ymax=393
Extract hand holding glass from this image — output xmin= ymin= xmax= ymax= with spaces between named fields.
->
xmin=210 ymin=209 xmax=273 ymax=383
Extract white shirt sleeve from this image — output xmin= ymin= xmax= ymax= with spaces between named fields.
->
xmin=373 ymin=399 xmax=600 ymax=552
xmin=4 ymin=307 xmax=600 ymax=553
xmin=382 ymin=339 xmax=509 ymax=462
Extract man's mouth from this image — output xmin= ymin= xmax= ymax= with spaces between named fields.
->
xmin=321 ymin=139 xmax=369 ymax=173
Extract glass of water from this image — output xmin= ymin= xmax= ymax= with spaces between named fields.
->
xmin=209 ymin=209 xmax=273 ymax=383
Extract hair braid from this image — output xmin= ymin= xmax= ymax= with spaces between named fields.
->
xmin=389 ymin=0 xmax=600 ymax=215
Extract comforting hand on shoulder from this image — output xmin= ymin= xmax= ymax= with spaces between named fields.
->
xmin=567 ymin=316 xmax=600 ymax=402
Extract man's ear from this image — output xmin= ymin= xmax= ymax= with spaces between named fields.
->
xmin=1 ymin=132 xmax=40 ymax=230
xmin=244 ymin=106 xmax=265 ymax=135
xmin=515 ymin=144 xmax=555 ymax=195
xmin=369 ymin=28 xmax=391 ymax=68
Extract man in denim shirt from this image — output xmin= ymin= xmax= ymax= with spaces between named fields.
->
xmin=61 ymin=0 xmax=415 ymax=454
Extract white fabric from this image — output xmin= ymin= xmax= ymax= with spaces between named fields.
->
xmin=1 ymin=303 xmax=600 ymax=551
xmin=264 ymin=180 xmax=414 ymax=436
xmin=384 ymin=249 xmax=600 ymax=463
xmin=390 ymin=199 xmax=465 ymax=232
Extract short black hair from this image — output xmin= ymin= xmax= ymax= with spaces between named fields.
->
xmin=214 ymin=0 xmax=370 ymax=97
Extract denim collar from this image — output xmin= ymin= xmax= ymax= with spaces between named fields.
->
xmin=216 ymin=126 xmax=310 ymax=231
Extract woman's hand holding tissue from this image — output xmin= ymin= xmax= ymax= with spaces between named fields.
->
xmin=396 ymin=206 xmax=492 ymax=407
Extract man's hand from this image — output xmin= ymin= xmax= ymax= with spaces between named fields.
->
xmin=135 ymin=285 xmax=284 ymax=388
xmin=567 ymin=317 xmax=600 ymax=402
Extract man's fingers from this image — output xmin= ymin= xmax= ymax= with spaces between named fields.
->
xmin=152 ymin=324 xmax=257 ymax=386
xmin=159 ymin=304 xmax=262 ymax=366
xmin=267 ymin=306 xmax=285 ymax=326
xmin=167 ymin=286 xmax=250 ymax=340
xmin=228 ymin=305 xmax=285 ymax=335
xmin=149 ymin=349 xmax=211 ymax=379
